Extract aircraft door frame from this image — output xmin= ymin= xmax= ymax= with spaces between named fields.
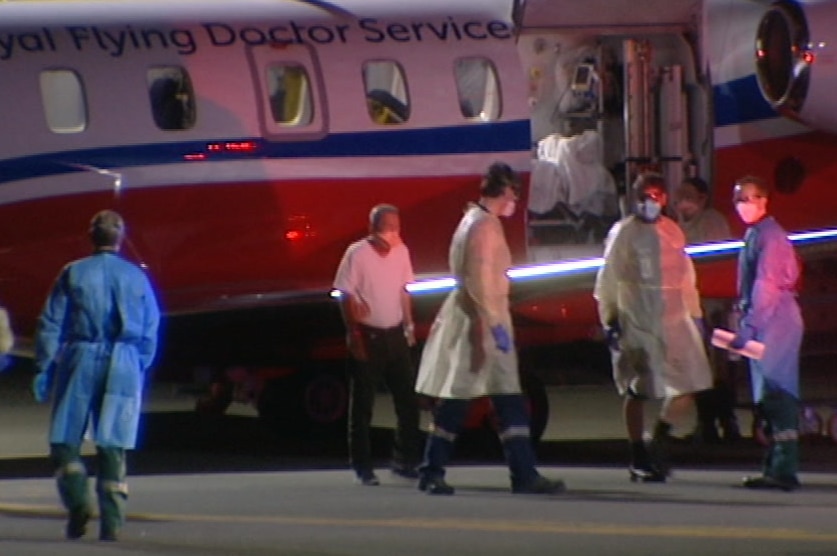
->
xmin=246 ymin=42 xmax=329 ymax=142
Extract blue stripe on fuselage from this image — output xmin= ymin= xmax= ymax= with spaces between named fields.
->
xmin=0 ymin=120 xmax=530 ymax=185
xmin=713 ymin=74 xmax=778 ymax=127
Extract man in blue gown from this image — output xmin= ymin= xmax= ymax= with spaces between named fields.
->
xmin=33 ymin=210 xmax=161 ymax=540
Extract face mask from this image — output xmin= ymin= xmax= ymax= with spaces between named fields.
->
xmin=736 ymin=203 xmax=762 ymax=224
xmin=378 ymin=230 xmax=402 ymax=248
xmin=501 ymin=200 xmax=516 ymax=218
xmin=636 ymin=200 xmax=662 ymax=222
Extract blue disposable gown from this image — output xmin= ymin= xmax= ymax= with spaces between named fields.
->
xmin=737 ymin=216 xmax=803 ymax=400
xmin=36 ymin=252 xmax=160 ymax=448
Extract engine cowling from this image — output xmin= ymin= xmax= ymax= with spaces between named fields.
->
xmin=755 ymin=0 xmax=837 ymax=132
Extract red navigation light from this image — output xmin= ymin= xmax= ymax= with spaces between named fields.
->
xmin=803 ymin=50 xmax=815 ymax=65
xmin=205 ymin=141 xmax=258 ymax=153
xmin=224 ymin=141 xmax=257 ymax=152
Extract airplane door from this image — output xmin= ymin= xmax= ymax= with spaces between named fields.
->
xmin=245 ymin=42 xmax=328 ymax=141
xmin=514 ymin=0 xmax=712 ymax=261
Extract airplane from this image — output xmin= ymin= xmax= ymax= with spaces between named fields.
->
xmin=1 ymin=0 xmax=837 ymax=441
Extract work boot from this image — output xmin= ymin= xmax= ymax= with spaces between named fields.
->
xmin=390 ymin=462 xmax=419 ymax=480
xmin=65 ymin=506 xmax=91 ymax=540
xmin=628 ymin=440 xmax=666 ymax=483
xmin=418 ymin=475 xmax=455 ymax=495
xmin=720 ymin=417 xmax=742 ymax=442
xmin=354 ymin=470 xmax=380 ymax=486
xmin=648 ymin=420 xmax=673 ymax=476
xmin=742 ymin=474 xmax=800 ymax=492
xmin=628 ymin=463 xmax=667 ymax=483
xmin=99 ymin=528 xmax=119 ymax=542
xmin=511 ymin=474 xmax=566 ymax=494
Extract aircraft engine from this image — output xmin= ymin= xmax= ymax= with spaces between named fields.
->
xmin=755 ymin=0 xmax=837 ymax=132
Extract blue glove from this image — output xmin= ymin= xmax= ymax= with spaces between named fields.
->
xmin=490 ymin=324 xmax=511 ymax=353
xmin=729 ymin=325 xmax=755 ymax=350
xmin=604 ymin=321 xmax=621 ymax=351
xmin=32 ymin=372 xmax=51 ymax=403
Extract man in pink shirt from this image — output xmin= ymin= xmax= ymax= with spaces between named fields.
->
xmin=333 ymin=204 xmax=421 ymax=485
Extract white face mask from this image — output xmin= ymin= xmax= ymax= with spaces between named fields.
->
xmin=378 ymin=230 xmax=402 ymax=248
xmin=736 ymin=203 xmax=763 ymax=224
xmin=636 ymin=200 xmax=662 ymax=222
xmin=501 ymin=200 xmax=516 ymax=218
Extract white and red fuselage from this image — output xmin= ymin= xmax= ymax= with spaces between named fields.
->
xmin=1 ymin=0 xmax=837 ymax=361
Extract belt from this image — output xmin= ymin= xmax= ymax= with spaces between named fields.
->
xmin=358 ymin=323 xmax=403 ymax=334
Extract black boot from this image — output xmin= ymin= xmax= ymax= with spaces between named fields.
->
xmin=628 ymin=441 xmax=665 ymax=483
xmin=649 ymin=420 xmax=673 ymax=476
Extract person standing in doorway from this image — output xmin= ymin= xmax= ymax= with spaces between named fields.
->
xmin=333 ymin=204 xmax=422 ymax=486
xmin=674 ymin=176 xmax=740 ymax=443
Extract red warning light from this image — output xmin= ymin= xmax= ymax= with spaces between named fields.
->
xmin=225 ymin=141 xmax=258 ymax=152
xmin=205 ymin=141 xmax=258 ymax=153
xmin=803 ymin=50 xmax=815 ymax=65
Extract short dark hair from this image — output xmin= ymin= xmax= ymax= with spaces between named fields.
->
xmin=633 ymin=172 xmax=667 ymax=195
xmin=734 ymin=175 xmax=770 ymax=197
xmin=682 ymin=176 xmax=709 ymax=196
xmin=89 ymin=210 xmax=125 ymax=248
xmin=368 ymin=203 xmax=399 ymax=232
xmin=480 ymin=161 xmax=521 ymax=198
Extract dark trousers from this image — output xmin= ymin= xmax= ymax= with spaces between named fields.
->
xmin=420 ymin=395 xmax=538 ymax=487
xmin=349 ymin=324 xmax=420 ymax=473
xmin=757 ymin=385 xmax=800 ymax=480
xmin=51 ymin=443 xmax=128 ymax=536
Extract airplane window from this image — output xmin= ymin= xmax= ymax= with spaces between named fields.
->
xmin=40 ymin=70 xmax=87 ymax=134
xmin=455 ymin=58 xmax=501 ymax=121
xmin=363 ymin=60 xmax=410 ymax=125
xmin=267 ymin=64 xmax=313 ymax=126
xmin=147 ymin=67 xmax=196 ymax=131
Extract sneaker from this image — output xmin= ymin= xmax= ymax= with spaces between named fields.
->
xmin=511 ymin=475 xmax=566 ymax=494
xmin=354 ymin=470 xmax=380 ymax=486
xmin=66 ymin=507 xmax=91 ymax=540
xmin=418 ymin=475 xmax=455 ymax=495
xmin=629 ymin=464 xmax=667 ymax=483
xmin=742 ymin=474 xmax=800 ymax=492
xmin=391 ymin=465 xmax=420 ymax=480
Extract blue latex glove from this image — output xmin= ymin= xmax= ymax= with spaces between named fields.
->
xmin=490 ymin=324 xmax=511 ymax=353
xmin=604 ymin=321 xmax=621 ymax=351
xmin=729 ymin=325 xmax=755 ymax=350
xmin=32 ymin=372 xmax=51 ymax=403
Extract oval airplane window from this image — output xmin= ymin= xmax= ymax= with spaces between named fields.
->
xmin=147 ymin=67 xmax=196 ymax=131
xmin=363 ymin=60 xmax=411 ymax=125
xmin=40 ymin=70 xmax=87 ymax=134
xmin=455 ymin=57 xmax=502 ymax=121
xmin=267 ymin=64 xmax=313 ymax=127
